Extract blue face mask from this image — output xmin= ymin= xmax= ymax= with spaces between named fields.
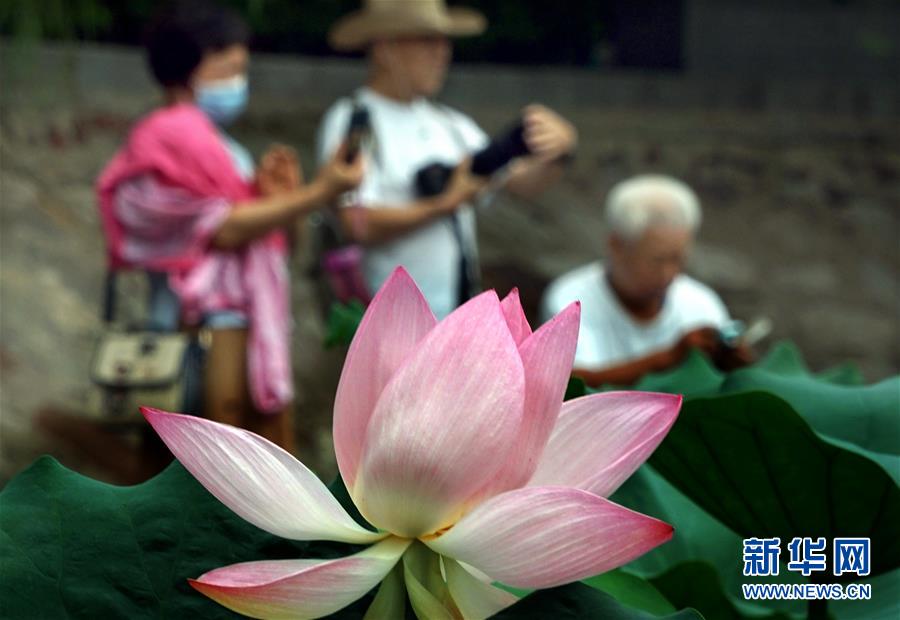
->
xmin=194 ymin=75 xmax=248 ymax=126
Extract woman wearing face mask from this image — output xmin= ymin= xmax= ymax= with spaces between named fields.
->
xmin=96 ymin=1 xmax=362 ymax=452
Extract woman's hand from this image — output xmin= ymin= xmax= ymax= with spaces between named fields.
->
xmin=522 ymin=104 xmax=578 ymax=164
xmin=257 ymin=144 xmax=302 ymax=196
xmin=315 ymin=143 xmax=365 ymax=198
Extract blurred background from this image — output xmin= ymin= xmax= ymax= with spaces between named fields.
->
xmin=1 ymin=0 xmax=898 ymax=484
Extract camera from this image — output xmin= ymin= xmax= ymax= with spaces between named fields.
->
xmin=415 ymin=119 xmax=530 ymax=197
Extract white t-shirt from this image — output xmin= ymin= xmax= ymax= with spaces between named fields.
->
xmin=317 ymin=88 xmax=488 ymax=318
xmin=541 ymin=261 xmax=730 ymax=370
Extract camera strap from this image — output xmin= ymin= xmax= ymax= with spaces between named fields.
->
xmin=430 ymin=102 xmax=482 ymax=305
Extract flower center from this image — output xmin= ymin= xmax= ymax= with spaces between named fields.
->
xmin=419 ymin=524 xmax=452 ymax=542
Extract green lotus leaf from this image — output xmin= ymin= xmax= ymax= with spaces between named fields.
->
xmin=649 ymin=392 xmax=900 ymax=578
xmin=0 ymin=456 xmax=704 ymax=619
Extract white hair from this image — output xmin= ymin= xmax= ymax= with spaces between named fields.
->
xmin=605 ymin=174 xmax=701 ymax=240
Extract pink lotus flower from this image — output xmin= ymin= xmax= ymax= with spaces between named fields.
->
xmin=143 ymin=268 xmax=681 ymax=619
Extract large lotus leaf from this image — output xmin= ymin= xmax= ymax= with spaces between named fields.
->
xmin=722 ymin=343 xmax=898 ymax=484
xmin=627 ymin=350 xmax=725 ymax=397
xmin=0 ymin=456 xmax=379 ymax=619
xmin=492 ymin=583 xmax=703 ymax=620
xmin=652 ymin=562 xmax=900 ymax=620
xmin=582 ymin=568 xmax=678 ymax=616
xmin=830 ymin=568 xmax=900 ymax=620
xmin=611 ymin=466 xmax=806 ymax=619
xmin=752 ymin=341 xmax=865 ymax=386
xmin=594 ymin=344 xmax=898 ymax=618
xmin=627 ymin=342 xmax=869 ymax=399
xmin=617 ymin=340 xmax=900 ymax=495
xmin=611 ymin=466 xmax=743 ymax=584
xmin=816 ymin=362 xmax=866 ymax=387
xmin=0 ymin=457 xmax=706 ymax=619
xmin=489 ymin=541 xmax=688 ymax=616
xmin=721 ymin=366 xmax=900 ymax=459
xmin=811 ymin=434 xmax=900 ymax=488
xmin=323 ymin=300 xmax=367 ymax=348
xmin=565 ymin=376 xmax=589 ymax=400
xmin=576 ymin=350 xmax=723 ymax=398
xmin=650 ymin=561 xmax=790 ymax=620
xmin=657 ymin=564 xmax=900 ymax=620
xmin=613 ymin=466 xmax=900 ymax=620
xmin=648 ymin=391 xmax=900 ymax=578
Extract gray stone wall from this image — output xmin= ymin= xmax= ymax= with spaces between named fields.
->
xmin=3 ymin=39 xmax=899 ymax=115
xmin=685 ymin=0 xmax=900 ymax=80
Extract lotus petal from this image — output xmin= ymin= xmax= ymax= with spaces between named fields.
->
xmin=403 ymin=542 xmax=455 ymax=620
xmin=500 ymin=288 xmax=532 ymax=346
xmin=190 ymin=536 xmax=411 ymax=620
xmin=476 ymin=302 xmax=580 ymax=497
xmin=426 ymin=486 xmax=673 ymax=589
xmin=333 ymin=268 xmax=437 ymax=490
xmin=529 ymin=392 xmax=681 ymax=497
xmin=143 ymin=408 xmax=383 ymax=544
xmin=353 ymin=292 xmax=525 ymax=538
xmin=445 ymin=558 xmax=519 ymax=620
xmin=362 ymin=563 xmax=405 ymax=620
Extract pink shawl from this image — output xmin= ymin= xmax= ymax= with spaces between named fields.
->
xmin=97 ymin=103 xmax=292 ymax=414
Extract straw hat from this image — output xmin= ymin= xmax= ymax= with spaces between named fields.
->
xmin=329 ymin=0 xmax=487 ymax=51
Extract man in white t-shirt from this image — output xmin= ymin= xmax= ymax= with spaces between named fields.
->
xmin=318 ymin=0 xmax=578 ymax=318
xmin=542 ymin=174 xmax=753 ymax=386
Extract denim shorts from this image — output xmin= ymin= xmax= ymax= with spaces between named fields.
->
xmin=146 ymin=272 xmax=247 ymax=331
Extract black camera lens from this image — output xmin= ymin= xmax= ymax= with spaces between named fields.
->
xmin=471 ymin=121 xmax=528 ymax=177
xmin=414 ymin=119 xmax=531 ymax=198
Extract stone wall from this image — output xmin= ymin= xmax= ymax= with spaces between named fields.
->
xmin=685 ymin=0 xmax=900 ymax=80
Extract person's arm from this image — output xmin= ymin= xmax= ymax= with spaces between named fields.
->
xmin=574 ymin=327 xmax=721 ymax=388
xmin=503 ymin=156 xmax=567 ymax=197
xmin=213 ymin=181 xmax=337 ymax=249
xmin=338 ymin=198 xmax=454 ymax=246
xmin=574 ymin=349 xmax=677 ymax=388
xmin=503 ymin=104 xmax=577 ymax=198
xmin=212 ymin=149 xmax=362 ymax=249
xmin=258 ymin=143 xmax=306 ymax=251
xmin=339 ymin=159 xmax=487 ymax=246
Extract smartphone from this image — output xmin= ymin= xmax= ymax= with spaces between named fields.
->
xmin=719 ymin=318 xmax=773 ymax=348
xmin=344 ymin=104 xmax=370 ymax=163
xmin=740 ymin=317 xmax=773 ymax=347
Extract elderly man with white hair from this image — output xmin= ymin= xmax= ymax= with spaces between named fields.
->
xmin=541 ymin=174 xmax=752 ymax=387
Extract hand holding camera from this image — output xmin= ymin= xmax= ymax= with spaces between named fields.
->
xmin=436 ymin=158 xmax=489 ymax=213
xmin=522 ymin=104 xmax=578 ymax=164
xmin=415 ymin=104 xmax=577 ymax=199
xmin=415 ymin=117 xmax=531 ymax=198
